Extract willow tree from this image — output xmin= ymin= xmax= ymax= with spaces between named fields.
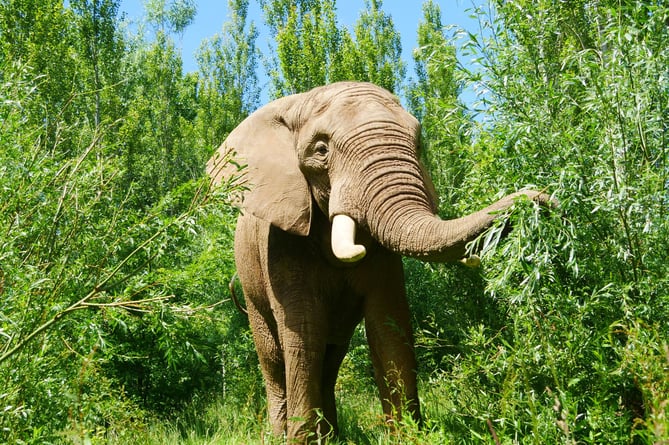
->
xmin=196 ymin=0 xmax=260 ymax=149
xmin=117 ymin=0 xmax=201 ymax=208
xmin=70 ymin=0 xmax=124 ymax=132
xmin=0 ymin=0 xmax=86 ymax=152
xmin=260 ymin=0 xmax=342 ymax=96
xmin=434 ymin=1 xmax=669 ymax=442
xmin=408 ymin=0 xmax=468 ymax=213
xmin=339 ymin=0 xmax=405 ymax=93
xmin=260 ymin=0 xmax=405 ymax=97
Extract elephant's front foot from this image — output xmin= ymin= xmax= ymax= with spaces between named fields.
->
xmin=286 ymin=410 xmax=336 ymax=444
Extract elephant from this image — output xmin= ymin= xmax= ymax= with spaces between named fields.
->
xmin=207 ymin=81 xmax=553 ymax=442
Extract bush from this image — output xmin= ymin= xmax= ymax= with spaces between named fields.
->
xmin=401 ymin=1 xmax=669 ymax=442
xmin=0 ymin=69 xmax=252 ymax=442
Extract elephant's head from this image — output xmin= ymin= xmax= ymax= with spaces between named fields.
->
xmin=208 ymin=81 xmax=552 ymax=263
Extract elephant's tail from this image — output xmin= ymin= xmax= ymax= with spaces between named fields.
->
xmin=229 ymin=273 xmax=248 ymax=315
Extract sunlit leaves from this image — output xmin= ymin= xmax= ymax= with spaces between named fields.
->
xmin=261 ymin=0 xmax=405 ymax=97
xmin=440 ymin=1 xmax=669 ymax=441
xmin=196 ymin=0 xmax=260 ymax=148
xmin=2 ymin=0 xmax=668 ymax=442
xmin=261 ymin=0 xmax=342 ymax=96
xmin=0 ymin=1 xmax=245 ymax=440
xmin=144 ymin=0 xmax=196 ymax=35
xmin=408 ymin=0 xmax=470 ymax=216
xmin=344 ymin=0 xmax=405 ymax=93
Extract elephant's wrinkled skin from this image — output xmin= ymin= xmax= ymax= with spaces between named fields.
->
xmin=207 ymin=81 xmax=553 ymax=442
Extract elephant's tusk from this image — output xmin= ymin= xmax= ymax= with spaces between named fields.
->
xmin=331 ymin=214 xmax=367 ymax=262
xmin=459 ymin=254 xmax=481 ymax=268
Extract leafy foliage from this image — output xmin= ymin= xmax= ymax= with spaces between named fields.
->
xmin=408 ymin=0 xmax=472 ymax=214
xmin=408 ymin=1 xmax=669 ymax=442
xmin=196 ymin=0 xmax=260 ymax=150
xmin=1 ymin=0 xmax=667 ymax=443
xmin=261 ymin=0 xmax=342 ymax=95
xmin=0 ymin=1 xmax=252 ymax=442
xmin=340 ymin=0 xmax=406 ymax=93
xmin=261 ymin=0 xmax=405 ymax=96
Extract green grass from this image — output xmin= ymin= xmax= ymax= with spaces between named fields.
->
xmin=99 ymin=353 xmax=669 ymax=444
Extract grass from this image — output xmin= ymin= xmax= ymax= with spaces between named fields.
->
xmin=101 ymin=377 xmax=548 ymax=444
xmin=86 ymin=317 xmax=669 ymax=444
xmin=51 ymin=334 xmax=668 ymax=445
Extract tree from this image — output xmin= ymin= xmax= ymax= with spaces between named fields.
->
xmin=118 ymin=2 xmax=202 ymax=208
xmin=0 ymin=0 xmax=245 ymax=441
xmin=70 ymin=0 xmax=124 ymax=130
xmin=0 ymin=0 xmax=81 ymax=151
xmin=408 ymin=0 xmax=468 ymax=214
xmin=0 ymin=55 xmax=227 ymax=445
xmin=442 ymin=1 xmax=669 ymax=441
xmin=340 ymin=0 xmax=405 ymax=93
xmin=144 ymin=0 xmax=196 ymax=36
xmin=261 ymin=0 xmax=342 ymax=96
xmin=260 ymin=0 xmax=405 ymax=97
xmin=196 ymin=0 xmax=260 ymax=149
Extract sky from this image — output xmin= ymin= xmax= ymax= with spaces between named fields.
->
xmin=118 ymin=0 xmax=485 ymax=100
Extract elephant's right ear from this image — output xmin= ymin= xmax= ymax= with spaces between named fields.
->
xmin=206 ymin=96 xmax=312 ymax=236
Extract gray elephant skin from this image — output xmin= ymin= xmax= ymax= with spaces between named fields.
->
xmin=207 ymin=81 xmax=552 ymax=442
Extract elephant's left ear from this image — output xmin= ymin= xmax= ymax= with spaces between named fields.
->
xmin=206 ymin=96 xmax=312 ymax=236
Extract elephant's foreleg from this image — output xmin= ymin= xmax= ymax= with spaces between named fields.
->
xmin=234 ymin=216 xmax=288 ymax=436
xmin=365 ymin=307 xmax=420 ymax=425
xmin=320 ymin=342 xmax=350 ymax=435
xmin=246 ymin=299 xmax=287 ymax=436
xmin=362 ymin=256 xmax=421 ymax=426
xmin=282 ymin=342 xmax=329 ymax=440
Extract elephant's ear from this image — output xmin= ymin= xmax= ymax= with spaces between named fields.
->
xmin=206 ymin=96 xmax=312 ymax=236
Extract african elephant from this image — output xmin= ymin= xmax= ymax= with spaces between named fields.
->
xmin=207 ymin=81 xmax=552 ymax=442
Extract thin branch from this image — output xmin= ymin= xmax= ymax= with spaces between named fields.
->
xmin=0 ymin=209 xmax=194 ymax=365
xmin=81 ymin=295 xmax=172 ymax=310
xmin=171 ymin=299 xmax=231 ymax=314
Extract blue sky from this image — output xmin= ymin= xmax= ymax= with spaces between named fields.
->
xmin=119 ymin=0 xmax=485 ymax=101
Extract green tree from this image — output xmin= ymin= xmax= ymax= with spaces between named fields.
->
xmin=261 ymin=0 xmax=405 ymax=97
xmin=145 ymin=0 xmax=196 ymax=36
xmin=70 ymin=0 xmax=124 ymax=130
xmin=340 ymin=0 xmax=405 ymax=93
xmin=0 ymin=64 xmax=229 ymax=441
xmin=435 ymin=1 xmax=669 ymax=442
xmin=408 ymin=0 xmax=468 ymax=213
xmin=118 ymin=11 xmax=202 ymax=208
xmin=261 ymin=0 xmax=342 ymax=96
xmin=196 ymin=0 xmax=260 ymax=149
xmin=0 ymin=0 xmax=245 ymax=442
xmin=0 ymin=0 xmax=82 ymax=151
xmin=0 ymin=0 xmax=125 ymax=156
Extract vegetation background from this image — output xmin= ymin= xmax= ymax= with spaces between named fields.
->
xmin=0 ymin=0 xmax=667 ymax=443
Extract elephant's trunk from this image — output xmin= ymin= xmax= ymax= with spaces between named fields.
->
xmin=369 ymin=197 xmax=504 ymax=262
xmin=329 ymin=124 xmax=553 ymax=263
xmin=369 ymin=188 xmax=554 ymax=262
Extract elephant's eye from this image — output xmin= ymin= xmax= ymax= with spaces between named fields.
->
xmin=314 ymin=141 xmax=329 ymax=157
xmin=302 ymin=137 xmax=330 ymax=171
